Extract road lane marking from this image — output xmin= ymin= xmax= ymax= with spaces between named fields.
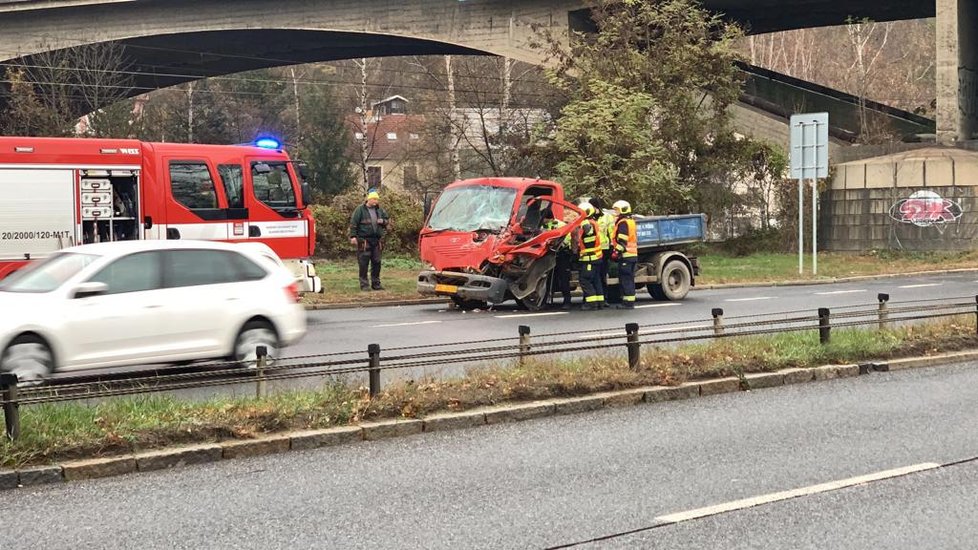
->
xmin=371 ymin=321 xmax=443 ymax=328
xmin=815 ymin=289 xmax=867 ymax=295
xmin=899 ymin=283 xmax=942 ymax=289
xmin=635 ymin=303 xmax=681 ymax=309
xmin=654 ymin=462 xmax=940 ymax=525
xmin=494 ymin=312 xmax=569 ymax=319
xmin=725 ymin=297 xmax=774 ymax=302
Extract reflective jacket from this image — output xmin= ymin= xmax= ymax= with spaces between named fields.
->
xmin=597 ymin=211 xmax=615 ymax=250
xmin=577 ymin=219 xmax=603 ymax=262
xmin=542 ymin=218 xmax=572 ymax=248
xmin=614 ymin=216 xmax=638 ymax=258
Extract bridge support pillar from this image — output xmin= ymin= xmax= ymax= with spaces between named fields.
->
xmin=937 ymin=0 xmax=978 ymax=143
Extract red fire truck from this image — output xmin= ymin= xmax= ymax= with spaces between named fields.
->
xmin=0 ymin=136 xmax=321 ymax=292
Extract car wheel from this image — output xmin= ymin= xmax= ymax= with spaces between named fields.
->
xmin=0 ymin=335 xmax=54 ymax=385
xmin=233 ymin=321 xmax=279 ymax=368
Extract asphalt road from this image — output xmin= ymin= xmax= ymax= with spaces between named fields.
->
xmin=46 ymin=270 xmax=978 ymax=399
xmin=296 ymin=271 xmax=978 ymax=357
xmin=5 ymin=359 xmax=978 ymax=549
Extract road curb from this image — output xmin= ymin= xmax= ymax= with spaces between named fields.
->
xmin=3 ymin=349 xmax=977 ymax=491
xmin=303 ymin=267 xmax=978 ymax=310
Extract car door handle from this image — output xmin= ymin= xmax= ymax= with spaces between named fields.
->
xmin=145 ymin=304 xmax=163 ymax=309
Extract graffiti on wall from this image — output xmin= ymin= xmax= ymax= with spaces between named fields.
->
xmin=888 ymin=190 xmax=963 ymax=231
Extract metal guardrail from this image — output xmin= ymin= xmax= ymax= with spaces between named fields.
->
xmin=2 ymin=293 xmax=977 ymax=440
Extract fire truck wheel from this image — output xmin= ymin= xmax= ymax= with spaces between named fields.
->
xmin=659 ymin=260 xmax=691 ymax=301
xmin=233 ymin=320 xmax=279 ymax=368
xmin=0 ymin=335 xmax=53 ymax=385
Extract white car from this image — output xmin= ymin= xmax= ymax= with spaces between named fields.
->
xmin=0 ymin=240 xmax=307 ymax=384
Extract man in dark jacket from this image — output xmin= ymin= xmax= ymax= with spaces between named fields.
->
xmin=349 ymin=189 xmax=391 ymax=291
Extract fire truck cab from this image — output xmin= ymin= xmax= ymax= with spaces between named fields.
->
xmin=0 ymin=136 xmax=321 ymax=293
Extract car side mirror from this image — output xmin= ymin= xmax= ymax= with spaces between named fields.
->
xmin=300 ymin=181 xmax=312 ymax=207
xmin=73 ymin=281 xmax=108 ymax=299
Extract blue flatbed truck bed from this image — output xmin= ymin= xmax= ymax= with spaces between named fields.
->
xmin=634 ymin=213 xmax=707 ymax=249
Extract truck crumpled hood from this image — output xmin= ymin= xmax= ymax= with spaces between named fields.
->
xmin=419 ymin=232 xmax=503 ymax=272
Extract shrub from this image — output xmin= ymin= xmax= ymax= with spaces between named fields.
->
xmin=311 ymin=188 xmax=423 ymax=258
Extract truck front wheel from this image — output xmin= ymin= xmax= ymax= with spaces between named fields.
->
xmin=451 ymin=297 xmax=485 ymax=311
xmin=651 ymin=260 xmax=691 ymax=301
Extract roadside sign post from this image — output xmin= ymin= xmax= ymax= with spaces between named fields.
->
xmin=790 ymin=113 xmax=829 ymax=275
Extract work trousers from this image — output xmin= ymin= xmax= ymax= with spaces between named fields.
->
xmin=597 ymin=253 xmax=610 ymax=301
xmin=357 ymin=238 xmax=383 ymax=289
xmin=618 ymin=258 xmax=637 ymax=303
xmin=550 ymin=251 xmax=573 ymax=305
xmin=578 ymin=260 xmax=604 ymax=304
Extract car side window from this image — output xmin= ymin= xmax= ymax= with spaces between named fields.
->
xmin=163 ymin=250 xmax=242 ymax=288
xmin=230 ymin=253 xmax=269 ymax=281
xmin=87 ymin=251 xmax=162 ymax=295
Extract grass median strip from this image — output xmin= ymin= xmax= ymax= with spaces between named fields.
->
xmin=2 ymin=316 xmax=978 ymax=470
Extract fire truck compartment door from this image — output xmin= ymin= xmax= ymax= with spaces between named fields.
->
xmin=0 ymin=169 xmax=76 ymax=259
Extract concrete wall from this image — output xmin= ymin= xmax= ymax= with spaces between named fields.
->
xmin=937 ymin=0 xmax=978 ymax=142
xmin=824 ymin=148 xmax=978 ymax=250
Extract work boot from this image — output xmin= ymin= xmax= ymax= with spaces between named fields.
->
xmin=560 ymin=301 xmax=572 ymax=310
xmin=360 ymin=284 xmax=370 ymax=291
xmin=581 ymin=303 xmax=598 ymax=311
xmin=372 ymin=283 xmax=385 ymax=291
xmin=617 ymin=302 xmax=635 ymax=310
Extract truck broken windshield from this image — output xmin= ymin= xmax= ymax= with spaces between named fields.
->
xmin=426 ymin=185 xmax=517 ymax=232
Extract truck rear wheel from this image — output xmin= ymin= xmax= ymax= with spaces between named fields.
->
xmin=655 ymin=260 xmax=691 ymax=301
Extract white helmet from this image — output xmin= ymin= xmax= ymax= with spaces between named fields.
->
xmin=612 ymin=200 xmax=632 ymax=214
xmin=578 ymin=202 xmax=596 ymax=218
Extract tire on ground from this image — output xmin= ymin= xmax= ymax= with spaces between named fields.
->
xmin=658 ymin=260 xmax=691 ymax=301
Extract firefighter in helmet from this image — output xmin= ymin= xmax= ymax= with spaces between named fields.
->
xmin=574 ymin=202 xmax=605 ymax=310
xmin=541 ymin=207 xmax=573 ymax=309
xmin=589 ymin=197 xmax=615 ymax=307
xmin=611 ymin=199 xmax=638 ymax=309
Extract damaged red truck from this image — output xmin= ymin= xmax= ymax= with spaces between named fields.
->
xmin=417 ymin=177 xmax=705 ymax=310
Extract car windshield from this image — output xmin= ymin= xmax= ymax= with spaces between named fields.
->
xmin=426 ymin=185 xmax=518 ymax=232
xmin=0 ymin=252 xmax=100 ymax=293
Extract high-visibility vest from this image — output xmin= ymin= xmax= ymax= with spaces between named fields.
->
xmin=614 ymin=216 xmax=638 ymax=258
xmin=597 ymin=211 xmax=615 ymax=250
xmin=578 ymin=219 xmax=603 ymax=262
xmin=542 ymin=218 xmax=573 ymax=247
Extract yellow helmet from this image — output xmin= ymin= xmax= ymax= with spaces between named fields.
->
xmin=612 ymin=200 xmax=631 ymax=214
xmin=578 ymin=202 xmax=596 ymax=218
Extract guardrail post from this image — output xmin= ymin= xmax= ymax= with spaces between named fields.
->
xmin=255 ymin=345 xmax=267 ymax=399
xmin=518 ymin=325 xmax=531 ymax=368
xmin=877 ymin=293 xmax=889 ymax=331
xmin=626 ymin=323 xmax=640 ymax=370
xmin=1 ymin=373 xmax=20 ymax=441
xmin=975 ymin=295 xmax=978 ymax=335
xmin=711 ymin=308 xmax=724 ymax=336
xmin=818 ymin=308 xmax=831 ymax=345
xmin=368 ymin=343 xmax=381 ymax=397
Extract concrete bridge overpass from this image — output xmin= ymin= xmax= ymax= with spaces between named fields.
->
xmin=0 ymin=0 xmax=970 ymax=144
